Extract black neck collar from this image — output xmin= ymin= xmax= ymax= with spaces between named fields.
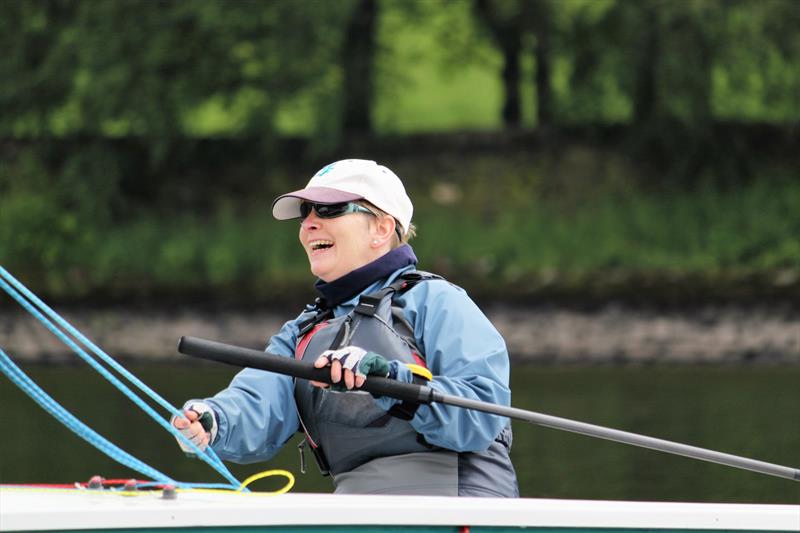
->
xmin=314 ymin=244 xmax=417 ymax=307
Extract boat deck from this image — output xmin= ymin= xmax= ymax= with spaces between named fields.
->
xmin=1 ymin=488 xmax=798 ymax=532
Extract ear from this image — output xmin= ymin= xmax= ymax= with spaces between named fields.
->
xmin=369 ymin=214 xmax=396 ymax=247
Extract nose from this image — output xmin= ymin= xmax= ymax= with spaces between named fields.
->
xmin=301 ymin=211 xmax=321 ymax=231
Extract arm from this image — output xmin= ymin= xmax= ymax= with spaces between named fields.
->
xmin=187 ymin=315 xmax=307 ymax=464
xmin=394 ymin=280 xmax=511 ymax=452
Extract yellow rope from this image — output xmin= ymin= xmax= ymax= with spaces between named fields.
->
xmin=238 ymin=469 xmax=295 ymax=494
xmin=181 ymin=469 xmax=295 ymax=496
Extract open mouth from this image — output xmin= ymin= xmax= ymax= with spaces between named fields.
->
xmin=309 ymin=240 xmax=334 ymax=252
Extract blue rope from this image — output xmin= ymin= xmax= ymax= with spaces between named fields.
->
xmin=0 ymin=275 xmax=234 ymax=482
xmin=1 ymin=348 xmax=242 ymax=491
xmin=0 ymin=268 xmax=179 ymax=415
xmin=137 ymin=481 xmax=245 ymax=490
xmin=0 ymin=348 xmax=176 ymax=484
xmin=0 ymin=267 xmax=242 ymax=489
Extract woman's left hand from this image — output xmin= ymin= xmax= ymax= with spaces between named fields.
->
xmin=171 ymin=402 xmax=218 ymax=454
xmin=312 ymin=346 xmax=390 ymax=390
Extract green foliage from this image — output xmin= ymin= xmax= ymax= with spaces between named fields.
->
xmin=3 ymin=155 xmax=798 ymax=302
xmin=3 ymin=0 xmax=798 ymax=139
xmin=66 ymin=208 xmax=304 ymax=299
xmin=0 ymin=142 xmax=119 ymax=291
xmin=374 ymin=0 xmax=504 ymax=132
xmin=713 ymin=0 xmax=800 ymax=120
xmin=2 ymin=0 xmax=799 ymax=302
xmin=1 ymin=0 xmax=352 ymax=139
xmin=413 ymin=179 xmax=800 ymax=280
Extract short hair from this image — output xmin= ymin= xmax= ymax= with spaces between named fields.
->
xmin=358 ymin=201 xmax=416 ymax=248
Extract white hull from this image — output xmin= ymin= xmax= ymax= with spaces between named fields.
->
xmin=1 ymin=488 xmax=797 ymax=532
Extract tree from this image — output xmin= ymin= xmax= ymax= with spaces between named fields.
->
xmin=472 ymin=0 xmax=556 ymax=129
xmin=526 ymin=0 xmax=554 ymax=128
xmin=341 ymin=0 xmax=378 ymax=137
xmin=473 ymin=0 xmax=523 ymax=128
xmin=1 ymin=0 xmax=351 ymax=139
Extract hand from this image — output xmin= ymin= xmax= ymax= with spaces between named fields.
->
xmin=171 ymin=402 xmax=217 ymax=454
xmin=312 ymin=346 xmax=390 ymax=390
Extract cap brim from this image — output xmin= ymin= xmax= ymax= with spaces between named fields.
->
xmin=271 ymin=187 xmax=364 ymax=220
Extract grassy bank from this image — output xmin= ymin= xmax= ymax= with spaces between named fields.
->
xmin=2 ymin=152 xmax=798 ymax=307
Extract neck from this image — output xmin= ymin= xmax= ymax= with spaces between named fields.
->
xmin=314 ymin=245 xmax=417 ymax=307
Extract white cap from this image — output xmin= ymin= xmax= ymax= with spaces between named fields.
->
xmin=271 ymin=159 xmax=413 ymax=234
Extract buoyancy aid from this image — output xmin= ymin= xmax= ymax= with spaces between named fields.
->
xmin=293 ymin=271 xmax=519 ymax=497
xmin=294 ymin=272 xmax=438 ymax=477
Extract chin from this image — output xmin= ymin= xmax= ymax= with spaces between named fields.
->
xmin=309 ymin=262 xmax=333 ymax=282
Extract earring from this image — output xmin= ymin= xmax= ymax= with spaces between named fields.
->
xmin=372 ymin=240 xmax=379 ymax=245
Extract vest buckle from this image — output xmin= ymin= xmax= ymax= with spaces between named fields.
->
xmin=354 ymin=294 xmax=382 ymax=316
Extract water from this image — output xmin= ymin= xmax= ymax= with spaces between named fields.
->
xmin=1 ymin=362 xmax=798 ymax=503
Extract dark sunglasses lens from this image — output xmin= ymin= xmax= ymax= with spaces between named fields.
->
xmin=300 ymin=202 xmax=350 ymax=219
xmin=314 ymin=204 xmax=349 ymax=218
xmin=315 ymin=203 xmax=349 ymax=218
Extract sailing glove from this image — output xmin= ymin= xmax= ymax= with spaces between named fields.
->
xmin=171 ymin=401 xmax=218 ymax=455
xmin=315 ymin=346 xmax=431 ymax=419
xmin=316 ymin=346 xmax=390 ymax=391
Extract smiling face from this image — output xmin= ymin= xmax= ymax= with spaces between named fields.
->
xmin=299 ymin=205 xmax=396 ymax=282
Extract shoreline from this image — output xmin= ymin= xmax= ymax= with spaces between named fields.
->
xmin=2 ymin=304 xmax=798 ymax=365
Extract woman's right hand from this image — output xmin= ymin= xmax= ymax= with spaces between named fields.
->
xmin=171 ymin=402 xmax=217 ymax=453
xmin=312 ymin=346 xmax=390 ymax=390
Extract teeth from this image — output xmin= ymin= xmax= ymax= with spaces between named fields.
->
xmin=309 ymin=240 xmax=334 ymax=250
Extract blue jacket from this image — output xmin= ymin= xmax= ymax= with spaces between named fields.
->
xmin=202 ymin=264 xmax=512 ymax=464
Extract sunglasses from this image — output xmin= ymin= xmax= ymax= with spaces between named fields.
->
xmin=299 ymin=201 xmax=376 ymax=220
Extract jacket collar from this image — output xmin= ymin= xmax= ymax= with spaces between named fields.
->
xmin=314 ymin=244 xmax=417 ymax=307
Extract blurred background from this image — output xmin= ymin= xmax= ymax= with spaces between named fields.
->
xmin=1 ymin=0 xmax=798 ymax=502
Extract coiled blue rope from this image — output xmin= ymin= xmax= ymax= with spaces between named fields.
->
xmin=0 ymin=267 xmax=243 ymax=489
xmin=0 ymin=348 xmax=176 ymax=484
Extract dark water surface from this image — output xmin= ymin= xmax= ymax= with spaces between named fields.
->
xmin=1 ymin=362 xmax=798 ymax=503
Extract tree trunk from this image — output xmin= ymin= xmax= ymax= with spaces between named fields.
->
xmin=632 ymin=6 xmax=659 ymax=125
xmin=500 ymin=39 xmax=522 ymax=127
xmin=475 ymin=0 xmax=522 ymax=128
xmin=532 ymin=2 xmax=552 ymax=128
xmin=341 ymin=0 xmax=377 ymax=136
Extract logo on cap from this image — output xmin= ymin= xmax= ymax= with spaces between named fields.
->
xmin=317 ymin=163 xmax=336 ymax=177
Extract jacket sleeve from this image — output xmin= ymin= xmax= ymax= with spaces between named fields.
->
xmin=396 ymin=280 xmax=511 ymax=452
xmin=201 ymin=315 xmax=306 ymax=464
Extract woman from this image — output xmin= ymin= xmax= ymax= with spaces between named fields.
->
xmin=173 ymin=159 xmax=518 ymax=496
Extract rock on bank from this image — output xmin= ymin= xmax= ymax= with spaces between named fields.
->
xmin=2 ymin=304 xmax=798 ymax=364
